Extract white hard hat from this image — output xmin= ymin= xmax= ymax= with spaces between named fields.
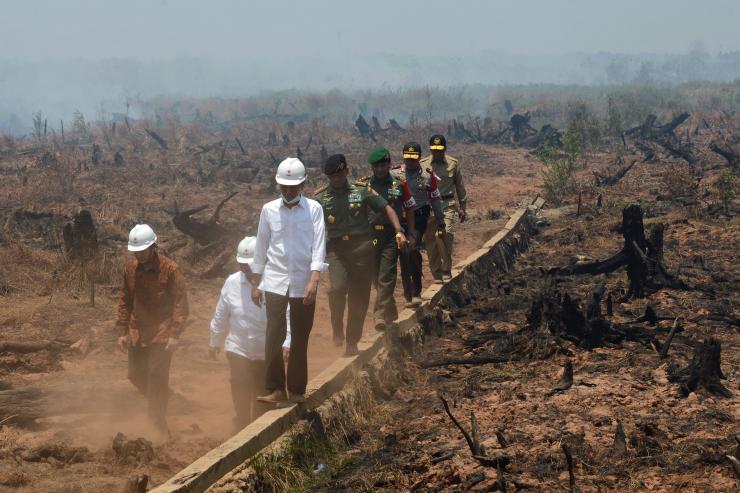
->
xmin=275 ymin=157 xmax=306 ymax=185
xmin=236 ymin=236 xmax=257 ymax=265
xmin=128 ymin=224 xmax=157 ymax=252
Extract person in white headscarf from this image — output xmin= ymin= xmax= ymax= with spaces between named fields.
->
xmin=209 ymin=236 xmax=290 ymax=429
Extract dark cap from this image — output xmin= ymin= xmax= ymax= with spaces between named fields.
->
xmin=402 ymin=142 xmax=421 ymax=159
xmin=367 ymin=147 xmax=391 ymax=165
xmin=324 ymin=154 xmax=348 ymax=174
xmin=429 ymin=134 xmax=447 ymax=150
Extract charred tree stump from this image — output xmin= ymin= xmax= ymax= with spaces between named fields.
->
xmin=548 ymin=360 xmax=574 ymax=394
xmin=561 ymin=444 xmax=576 ymax=492
xmin=669 ymin=338 xmax=731 ymax=398
xmin=510 ymin=113 xmax=536 ymax=143
xmin=611 ymin=421 xmax=627 ymax=459
xmin=551 ymin=204 xmax=688 ymax=299
xmin=62 ymin=210 xmax=98 ymax=261
xmin=355 ymin=115 xmax=376 ymax=142
xmin=121 ymin=474 xmax=149 ymax=493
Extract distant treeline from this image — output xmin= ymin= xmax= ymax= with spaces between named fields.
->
xmin=144 ymin=83 xmax=740 ymax=132
xmin=1 ymin=49 xmax=739 ymax=136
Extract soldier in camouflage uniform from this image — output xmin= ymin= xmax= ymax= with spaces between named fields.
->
xmin=358 ymin=147 xmax=416 ymax=332
xmin=315 ymin=154 xmax=408 ymax=356
xmin=421 ymin=134 xmax=468 ymax=282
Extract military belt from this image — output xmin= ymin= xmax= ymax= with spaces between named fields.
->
xmin=331 ymin=234 xmax=370 ymax=242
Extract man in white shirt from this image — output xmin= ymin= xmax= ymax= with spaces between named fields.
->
xmin=251 ymin=157 xmax=327 ymax=404
xmin=209 ymin=237 xmax=291 ymax=429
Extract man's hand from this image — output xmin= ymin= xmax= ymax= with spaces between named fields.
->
xmin=117 ymin=334 xmax=130 ymax=353
xmin=395 ymin=232 xmax=408 ymax=251
xmin=435 ymin=225 xmax=446 ymax=238
xmin=165 ymin=337 xmax=179 ymax=353
xmin=283 ymin=347 xmax=290 ymax=361
xmin=208 ymin=346 xmax=220 ymax=360
xmin=459 ymin=209 xmax=467 ymax=222
xmin=251 ymin=285 xmax=263 ymax=307
xmin=303 ymin=278 xmax=318 ymax=305
xmin=407 ymin=234 xmax=417 ymax=250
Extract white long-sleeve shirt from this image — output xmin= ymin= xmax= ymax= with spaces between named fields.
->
xmin=209 ymin=271 xmax=290 ymax=360
xmin=251 ymin=196 xmax=328 ymax=297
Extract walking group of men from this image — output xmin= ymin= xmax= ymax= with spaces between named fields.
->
xmin=114 ymin=134 xmax=467 ymax=434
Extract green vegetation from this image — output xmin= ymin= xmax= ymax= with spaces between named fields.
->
xmin=713 ymin=170 xmax=738 ymax=212
xmin=537 ymin=115 xmax=581 ymax=203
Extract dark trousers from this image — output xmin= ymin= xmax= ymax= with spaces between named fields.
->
xmin=264 ymin=292 xmax=315 ymax=395
xmin=226 ymin=352 xmax=270 ymax=429
xmin=327 ymin=237 xmax=374 ymax=345
xmin=399 ymin=207 xmax=430 ymax=301
xmin=372 ymin=229 xmax=399 ymax=323
xmin=128 ymin=343 xmax=172 ymax=427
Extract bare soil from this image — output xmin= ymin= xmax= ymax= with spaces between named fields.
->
xmin=0 ymin=131 xmax=541 ymax=491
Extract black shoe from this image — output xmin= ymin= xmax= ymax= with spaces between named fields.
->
xmin=344 ymin=343 xmax=359 ymax=357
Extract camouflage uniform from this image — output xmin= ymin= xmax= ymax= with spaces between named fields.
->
xmin=358 ymin=173 xmax=413 ymax=326
xmin=315 ymin=181 xmax=387 ymax=347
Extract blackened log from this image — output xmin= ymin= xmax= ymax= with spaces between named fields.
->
xmin=171 ymin=192 xmax=239 ymax=245
xmin=235 ymin=137 xmax=246 ymax=155
xmin=709 ymin=141 xmax=739 ymax=168
xmin=656 ymin=139 xmax=697 ymax=165
xmin=388 ymin=119 xmax=405 ymax=132
xmin=420 ymin=353 xmax=509 ymax=368
xmin=371 ymin=116 xmax=383 ymax=132
xmin=659 ymin=318 xmax=681 ymax=359
xmin=594 ymin=160 xmax=636 ymax=186
xmin=145 ymin=129 xmax=168 ymax=150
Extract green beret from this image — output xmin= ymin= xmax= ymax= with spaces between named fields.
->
xmin=367 ymin=147 xmax=391 ymax=165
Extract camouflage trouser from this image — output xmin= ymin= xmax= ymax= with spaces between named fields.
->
xmin=424 ymin=204 xmax=458 ymax=278
xmin=326 ymin=236 xmax=374 ymax=345
xmin=371 ymin=229 xmax=398 ymax=324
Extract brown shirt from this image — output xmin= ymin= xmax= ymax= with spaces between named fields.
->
xmin=116 ymin=252 xmax=189 ymax=346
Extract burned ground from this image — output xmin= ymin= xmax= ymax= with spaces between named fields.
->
xmin=0 ymin=91 xmax=738 ymax=491
xmin=297 ymin=199 xmax=739 ymax=492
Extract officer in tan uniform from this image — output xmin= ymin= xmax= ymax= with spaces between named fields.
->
xmin=420 ymin=134 xmax=468 ymax=283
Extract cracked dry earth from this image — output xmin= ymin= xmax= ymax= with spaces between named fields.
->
xmin=310 ymin=206 xmax=739 ymax=493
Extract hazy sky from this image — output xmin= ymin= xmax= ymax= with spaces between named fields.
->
xmin=2 ymin=0 xmax=739 ymax=60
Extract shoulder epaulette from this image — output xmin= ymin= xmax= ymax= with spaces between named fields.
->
xmin=446 ymin=155 xmax=459 ymax=164
xmin=355 ymin=176 xmax=371 ymax=185
xmin=314 ymin=184 xmax=327 ymax=195
xmin=419 ymin=156 xmax=432 ymax=164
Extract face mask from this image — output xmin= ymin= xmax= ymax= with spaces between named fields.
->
xmin=281 ymin=193 xmax=301 ymax=205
